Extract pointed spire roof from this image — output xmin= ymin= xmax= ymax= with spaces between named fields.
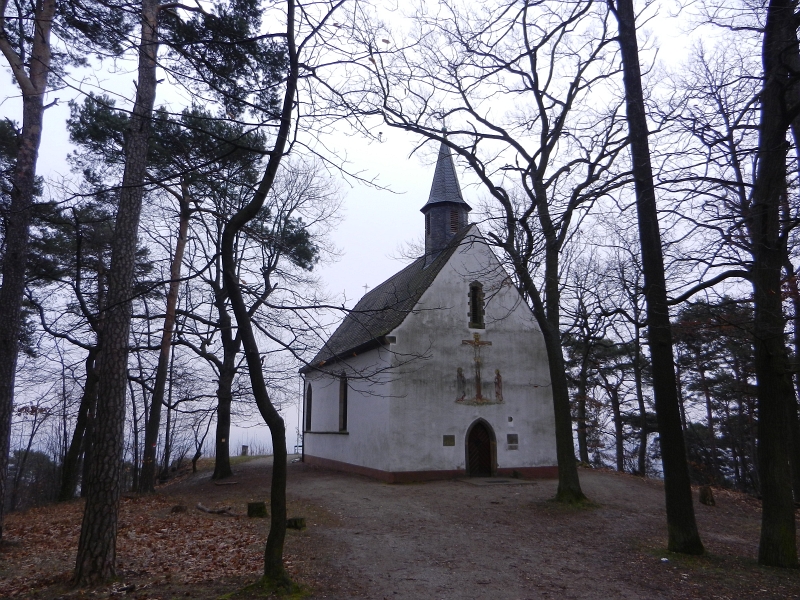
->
xmin=421 ymin=139 xmax=472 ymax=212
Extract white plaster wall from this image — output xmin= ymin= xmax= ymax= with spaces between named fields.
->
xmin=303 ymin=348 xmax=395 ymax=472
xmin=385 ymin=227 xmax=557 ymax=472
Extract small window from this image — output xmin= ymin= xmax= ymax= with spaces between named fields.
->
xmin=425 ymin=213 xmax=431 ymax=235
xmin=450 ymin=209 xmax=459 ymax=232
xmin=443 ymin=434 xmax=455 ymax=446
xmin=305 ymin=384 xmax=313 ymax=432
xmin=507 ymin=433 xmax=518 ymax=450
xmin=468 ymin=281 xmax=485 ymax=328
xmin=339 ymin=375 xmax=348 ymax=432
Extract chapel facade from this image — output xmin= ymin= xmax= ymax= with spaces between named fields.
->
xmin=299 ymin=141 xmax=558 ymax=482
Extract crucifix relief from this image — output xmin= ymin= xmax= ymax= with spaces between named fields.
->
xmin=462 ymin=332 xmax=492 ymax=401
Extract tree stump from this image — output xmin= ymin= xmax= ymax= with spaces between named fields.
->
xmin=699 ymin=485 xmax=716 ymax=506
xmin=247 ymin=501 xmax=268 ymax=518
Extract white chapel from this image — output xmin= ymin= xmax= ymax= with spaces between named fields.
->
xmin=300 ymin=141 xmax=558 ymax=482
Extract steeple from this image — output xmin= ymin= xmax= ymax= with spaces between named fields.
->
xmin=420 ymin=139 xmax=471 ymax=265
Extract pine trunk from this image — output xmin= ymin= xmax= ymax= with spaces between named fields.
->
xmin=73 ymin=0 xmax=160 ymax=584
xmin=58 ymin=349 xmax=98 ymax=501
xmin=611 ymin=0 xmax=703 ymax=555
xmin=139 ymin=187 xmax=190 ymax=493
xmin=697 ymin=363 xmax=719 ymax=482
xmin=0 ymin=0 xmax=55 ymax=539
xmin=631 ymin=318 xmax=648 ymax=475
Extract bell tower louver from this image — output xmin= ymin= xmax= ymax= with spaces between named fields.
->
xmin=420 ymin=139 xmax=471 ymax=266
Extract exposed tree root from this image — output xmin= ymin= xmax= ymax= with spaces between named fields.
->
xmin=223 ymin=574 xmax=306 ymax=599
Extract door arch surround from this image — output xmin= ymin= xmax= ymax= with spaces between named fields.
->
xmin=465 ymin=419 xmax=497 ymax=477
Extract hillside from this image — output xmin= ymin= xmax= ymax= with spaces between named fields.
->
xmin=1 ymin=459 xmax=799 ymax=599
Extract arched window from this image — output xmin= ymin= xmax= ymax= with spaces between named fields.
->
xmin=338 ymin=375 xmax=348 ymax=432
xmin=304 ymin=384 xmax=313 ymax=432
xmin=468 ymin=281 xmax=485 ymax=329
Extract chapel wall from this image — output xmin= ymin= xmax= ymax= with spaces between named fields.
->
xmin=303 ymin=348 xmax=394 ymax=472
xmin=386 ymin=229 xmax=557 ymax=473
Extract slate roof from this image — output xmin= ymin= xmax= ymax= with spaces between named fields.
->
xmin=421 ymin=141 xmax=472 ymax=211
xmin=301 ymin=226 xmax=474 ymax=372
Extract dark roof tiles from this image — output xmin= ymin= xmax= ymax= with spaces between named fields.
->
xmin=422 ymin=141 xmax=472 ymax=211
xmin=302 ymin=227 xmax=473 ymax=372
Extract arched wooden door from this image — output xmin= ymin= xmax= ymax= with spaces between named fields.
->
xmin=466 ymin=420 xmax=495 ymax=477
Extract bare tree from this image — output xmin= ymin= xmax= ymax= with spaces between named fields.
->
xmin=602 ymin=224 xmax=652 ymax=476
xmin=563 ymin=253 xmax=611 ymax=465
xmin=607 ymin=0 xmax=704 ymax=554
xmin=746 ymin=0 xmax=798 ymax=568
xmin=349 ymin=0 xmax=629 ymax=503
xmin=178 ymin=156 xmax=337 ymax=481
xmin=654 ymin=1 xmax=798 ymax=565
xmin=215 ymin=0 xmax=351 ymax=586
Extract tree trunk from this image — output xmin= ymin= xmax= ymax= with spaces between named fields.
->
xmin=515 ymin=256 xmax=584 ymax=502
xmin=59 ymin=349 xmax=98 ymax=501
xmin=748 ymin=0 xmax=798 ymax=568
xmin=11 ymin=409 xmax=44 ymax=511
xmin=540 ymin=317 xmax=584 ymax=502
xmin=219 ymin=0 xmax=296 ymax=584
xmin=576 ymin=349 xmax=591 ymax=464
xmin=783 ymin=259 xmax=800 ymax=501
xmin=605 ymin=380 xmax=625 ymax=472
xmin=74 ymin=0 xmax=160 ymax=584
xmin=213 ymin=370 xmax=235 ymax=480
xmin=212 ymin=285 xmax=240 ymax=480
xmin=610 ymin=0 xmax=703 ymax=555
xmin=139 ymin=185 xmax=190 ymax=492
xmin=634 ymin=362 xmax=648 ymax=473
xmin=632 ymin=322 xmax=648 ymax=476
xmin=80 ymin=396 xmax=96 ymax=498
xmin=697 ymin=361 xmax=719 ymax=483
xmin=0 ymin=0 xmax=56 ymax=539
xmin=747 ymin=394 xmax=761 ymax=492
xmin=675 ymin=359 xmax=688 ymax=432
xmin=160 ymin=354 xmax=175 ymax=482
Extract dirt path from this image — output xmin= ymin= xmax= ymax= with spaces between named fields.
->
xmin=281 ymin=462 xmax=798 ymax=599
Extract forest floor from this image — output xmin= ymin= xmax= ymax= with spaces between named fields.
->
xmin=1 ymin=457 xmax=799 ymax=599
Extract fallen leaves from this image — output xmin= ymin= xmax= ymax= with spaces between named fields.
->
xmin=0 ymin=493 xmax=304 ymax=597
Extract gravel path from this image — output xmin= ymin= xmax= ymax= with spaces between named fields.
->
xmin=289 ymin=466 xmax=665 ymax=599
xmin=256 ymin=460 xmax=797 ymax=599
